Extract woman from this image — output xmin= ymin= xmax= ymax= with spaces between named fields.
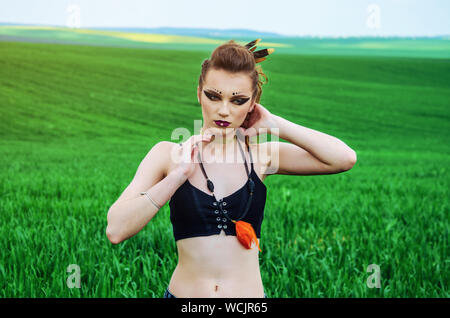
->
xmin=106 ymin=39 xmax=357 ymax=298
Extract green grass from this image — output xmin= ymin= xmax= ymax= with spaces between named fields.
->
xmin=0 ymin=40 xmax=448 ymax=298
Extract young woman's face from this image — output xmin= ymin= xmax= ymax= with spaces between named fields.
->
xmin=197 ymin=68 xmax=255 ymax=132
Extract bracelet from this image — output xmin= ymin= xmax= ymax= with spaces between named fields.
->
xmin=140 ymin=192 xmax=161 ymax=210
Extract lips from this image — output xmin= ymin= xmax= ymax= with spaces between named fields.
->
xmin=214 ymin=120 xmax=230 ymax=127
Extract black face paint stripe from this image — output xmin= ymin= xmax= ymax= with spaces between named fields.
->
xmin=204 ymin=89 xmax=250 ymax=99
xmin=204 ymin=91 xmax=250 ymax=104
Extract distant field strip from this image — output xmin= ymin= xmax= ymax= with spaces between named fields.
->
xmin=0 ymin=25 xmax=291 ymax=47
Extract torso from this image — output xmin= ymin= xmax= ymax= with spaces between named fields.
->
xmin=165 ymin=140 xmax=270 ymax=297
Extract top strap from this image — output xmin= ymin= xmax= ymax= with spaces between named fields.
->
xmin=197 ymin=135 xmax=251 ymax=194
xmin=246 ymin=137 xmax=254 ymax=173
xmin=236 ymin=136 xmax=253 ymax=177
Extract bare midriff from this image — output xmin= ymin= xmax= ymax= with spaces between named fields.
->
xmin=166 ymin=141 xmax=269 ymax=298
xmin=168 ymin=230 xmax=264 ymax=298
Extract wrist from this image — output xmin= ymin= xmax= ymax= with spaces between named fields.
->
xmin=268 ymin=114 xmax=282 ymax=137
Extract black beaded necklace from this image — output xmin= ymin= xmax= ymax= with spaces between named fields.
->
xmin=196 ymin=132 xmax=255 ymax=223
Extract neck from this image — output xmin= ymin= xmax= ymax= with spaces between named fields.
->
xmin=200 ymin=127 xmax=240 ymax=146
xmin=200 ymin=128 xmax=248 ymax=164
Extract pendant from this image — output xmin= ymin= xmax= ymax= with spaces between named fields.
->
xmin=232 ymin=220 xmax=261 ymax=252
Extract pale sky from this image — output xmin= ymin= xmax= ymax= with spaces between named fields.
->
xmin=1 ymin=0 xmax=449 ymax=37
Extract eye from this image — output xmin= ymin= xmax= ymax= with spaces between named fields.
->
xmin=205 ymin=91 xmax=219 ymax=101
xmin=234 ymin=98 xmax=250 ymax=105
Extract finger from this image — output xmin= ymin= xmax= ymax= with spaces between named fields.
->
xmin=182 ymin=135 xmax=212 ymax=157
xmin=182 ymin=136 xmax=200 ymax=152
xmin=191 ymin=144 xmax=198 ymax=162
xmin=191 ymin=133 xmax=213 ymax=144
xmin=182 ymin=136 xmax=207 ymax=151
xmin=195 ymin=135 xmax=213 ymax=148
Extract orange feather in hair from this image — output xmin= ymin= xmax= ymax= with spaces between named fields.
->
xmin=232 ymin=220 xmax=261 ymax=252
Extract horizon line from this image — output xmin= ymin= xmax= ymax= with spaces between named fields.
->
xmin=0 ymin=22 xmax=449 ymax=38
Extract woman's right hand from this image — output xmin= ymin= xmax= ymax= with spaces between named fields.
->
xmin=171 ymin=133 xmax=214 ymax=179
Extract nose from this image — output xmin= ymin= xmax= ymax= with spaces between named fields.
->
xmin=218 ymin=101 xmax=231 ymax=118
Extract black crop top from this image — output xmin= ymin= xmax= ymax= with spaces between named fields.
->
xmin=168 ymin=143 xmax=267 ymax=242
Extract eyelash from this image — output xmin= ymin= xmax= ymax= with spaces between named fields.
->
xmin=205 ymin=92 xmax=248 ymax=105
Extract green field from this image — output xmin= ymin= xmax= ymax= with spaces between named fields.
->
xmin=1 ymin=25 xmax=450 ymax=58
xmin=0 ymin=38 xmax=448 ymax=297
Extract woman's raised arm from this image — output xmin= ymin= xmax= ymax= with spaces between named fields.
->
xmin=106 ymin=141 xmax=183 ymax=244
xmin=106 ymin=134 xmax=212 ymax=244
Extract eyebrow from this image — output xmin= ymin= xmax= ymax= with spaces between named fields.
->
xmin=204 ymin=89 xmax=250 ymax=98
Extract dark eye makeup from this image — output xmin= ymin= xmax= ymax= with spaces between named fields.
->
xmin=203 ymin=90 xmax=250 ymax=105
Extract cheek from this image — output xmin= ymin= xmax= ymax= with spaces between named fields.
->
xmin=201 ymin=105 xmax=213 ymax=118
xmin=236 ymin=110 xmax=249 ymax=124
xmin=238 ymin=107 xmax=251 ymax=118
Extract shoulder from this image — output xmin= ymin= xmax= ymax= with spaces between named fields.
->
xmin=134 ymin=140 xmax=175 ymax=181
xmin=139 ymin=141 xmax=176 ymax=179
xmin=111 ymin=140 xmax=173 ymax=205
xmin=151 ymin=140 xmax=174 ymax=156
xmin=161 ymin=141 xmax=179 ymax=177
xmin=159 ymin=140 xmax=176 ymax=151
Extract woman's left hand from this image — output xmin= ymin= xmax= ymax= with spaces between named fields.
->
xmin=239 ymin=103 xmax=277 ymax=138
